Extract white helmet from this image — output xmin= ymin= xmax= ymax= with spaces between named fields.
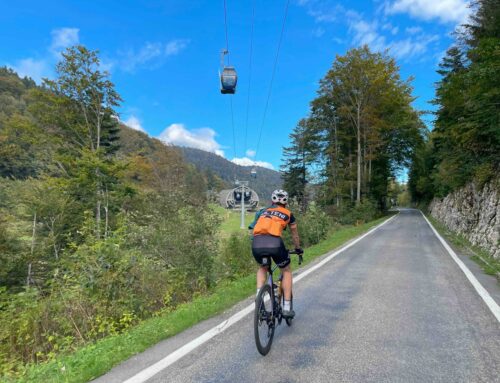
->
xmin=271 ymin=189 xmax=288 ymax=205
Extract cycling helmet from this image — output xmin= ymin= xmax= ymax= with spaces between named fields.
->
xmin=271 ymin=189 xmax=288 ymax=205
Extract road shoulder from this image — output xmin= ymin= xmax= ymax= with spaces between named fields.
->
xmin=422 ymin=211 xmax=500 ymax=311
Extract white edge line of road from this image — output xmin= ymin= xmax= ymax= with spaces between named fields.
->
xmin=421 ymin=211 xmax=500 ymax=323
xmin=122 ymin=213 xmax=399 ymax=383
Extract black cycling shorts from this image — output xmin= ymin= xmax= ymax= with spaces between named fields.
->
xmin=252 ymin=235 xmax=290 ymax=268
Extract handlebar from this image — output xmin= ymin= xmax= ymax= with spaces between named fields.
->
xmin=288 ymin=250 xmax=304 ymax=265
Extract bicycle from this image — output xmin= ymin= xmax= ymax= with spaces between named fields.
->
xmin=254 ymin=250 xmax=303 ymax=356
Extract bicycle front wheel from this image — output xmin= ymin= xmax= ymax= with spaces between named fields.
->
xmin=254 ymin=284 xmax=275 ymax=355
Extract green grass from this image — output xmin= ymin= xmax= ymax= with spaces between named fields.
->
xmin=211 ymin=204 xmax=255 ymax=238
xmin=7 ymin=215 xmax=391 ymax=383
xmin=425 ymin=214 xmax=500 ymax=280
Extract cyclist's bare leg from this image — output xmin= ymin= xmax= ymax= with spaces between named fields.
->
xmin=281 ymin=265 xmax=292 ymax=301
xmin=256 ymin=266 xmax=267 ymax=290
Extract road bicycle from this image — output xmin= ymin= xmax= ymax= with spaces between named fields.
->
xmin=254 ymin=250 xmax=303 ymax=355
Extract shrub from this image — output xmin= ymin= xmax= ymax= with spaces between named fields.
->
xmin=327 ymin=199 xmax=380 ymax=225
xmin=216 ymin=232 xmax=254 ymax=280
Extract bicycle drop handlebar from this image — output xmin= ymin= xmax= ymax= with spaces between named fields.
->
xmin=288 ymin=250 xmax=303 ymax=265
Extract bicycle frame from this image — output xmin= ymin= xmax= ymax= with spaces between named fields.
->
xmin=254 ymin=251 xmax=302 ymax=355
xmin=262 ymin=259 xmax=282 ymax=321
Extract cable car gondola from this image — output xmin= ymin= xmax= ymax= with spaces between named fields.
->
xmin=220 ymin=49 xmax=237 ymax=94
xmin=250 ymin=167 xmax=257 ymax=179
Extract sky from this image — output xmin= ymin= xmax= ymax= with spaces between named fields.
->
xmin=1 ymin=0 xmax=472 ymax=172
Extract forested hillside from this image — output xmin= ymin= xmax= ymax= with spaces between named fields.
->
xmin=179 ymin=146 xmax=283 ymax=200
xmin=0 ymin=48 xmax=226 ymax=376
xmin=408 ymin=0 xmax=499 ymax=202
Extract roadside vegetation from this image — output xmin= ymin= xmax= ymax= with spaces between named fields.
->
xmin=6 ymin=216 xmax=390 ymax=383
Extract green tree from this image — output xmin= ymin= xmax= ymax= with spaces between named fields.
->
xmin=281 ymin=119 xmax=320 ymax=211
xmin=297 ymin=46 xmax=423 ymax=211
xmin=410 ymin=0 xmax=499 ymax=202
xmin=31 ymin=46 xmax=122 ymax=238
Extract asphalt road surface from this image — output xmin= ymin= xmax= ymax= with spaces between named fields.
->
xmin=95 ymin=209 xmax=500 ymax=383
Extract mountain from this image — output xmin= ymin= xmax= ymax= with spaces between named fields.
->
xmin=178 ymin=147 xmax=283 ymax=201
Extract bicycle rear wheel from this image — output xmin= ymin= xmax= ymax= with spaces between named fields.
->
xmin=254 ymin=284 xmax=275 ymax=355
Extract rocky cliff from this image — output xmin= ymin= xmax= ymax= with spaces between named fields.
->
xmin=429 ymin=180 xmax=499 ymax=259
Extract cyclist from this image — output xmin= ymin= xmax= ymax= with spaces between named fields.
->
xmin=249 ymin=189 xmax=303 ymax=319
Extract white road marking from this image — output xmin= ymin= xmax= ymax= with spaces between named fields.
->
xmin=421 ymin=212 xmax=500 ymax=323
xmin=122 ymin=214 xmax=399 ymax=383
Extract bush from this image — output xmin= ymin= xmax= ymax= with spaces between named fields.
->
xmin=327 ymin=199 xmax=380 ymax=225
xmin=292 ymin=204 xmax=332 ymax=248
xmin=216 ymin=232 xmax=254 ymax=280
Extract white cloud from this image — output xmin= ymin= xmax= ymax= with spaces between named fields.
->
xmin=10 ymin=58 xmax=50 ymax=83
xmin=347 ymin=11 xmax=439 ymax=61
xmin=5 ymin=27 xmax=81 ymax=83
xmin=312 ymin=27 xmax=325 ymax=38
xmin=231 ymin=157 xmax=274 ymax=170
xmin=158 ymin=123 xmax=224 ymax=156
xmin=297 ymin=0 xmax=346 ymax=23
xmin=348 ymin=16 xmax=387 ymax=52
xmin=390 ymin=34 xmax=439 ymax=58
xmin=382 ymin=23 xmax=399 ymax=35
xmin=51 ymin=28 xmax=80 ymax=49
xmin=50 ymin=28 xmax=80 ymax=56
xmin=121 ymin=39 xmax=189 ymax=72
xmin=406 ymin=26 xmax=423 ymax=34
xmin=385 ymin=0 xmax=470 ymax=24
xmin=165 ymin=39 xmax=190 ymax=56
xmin=123 ymin=115 xmax=145 ymax=133
xmin=246 ymin=149 xmax=256 ymax=158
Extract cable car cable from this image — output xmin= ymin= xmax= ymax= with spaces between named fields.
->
xmin=254 ymin=0 xmax=290 ymax=161
xmin=244 ymin=0 xmax=255 ymax=154
xmin=230 ymin=97 xmax=237 ymax=159
xmin=223 ymin=0 xmax=237 ymax=158
xmin=223 ymin=0 xmax=230 ymax=63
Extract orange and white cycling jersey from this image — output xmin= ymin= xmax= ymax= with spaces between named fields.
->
xmin=253 ymin=205 xmax=293 ymax=237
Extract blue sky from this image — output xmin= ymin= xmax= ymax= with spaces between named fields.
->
xmin=1 ymin=0 xmax=471 ymax=171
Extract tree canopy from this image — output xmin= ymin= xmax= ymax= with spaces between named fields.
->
xmin=282 ymin=46 xmax=424 ymax=212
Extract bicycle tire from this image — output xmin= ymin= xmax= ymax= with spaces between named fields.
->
xmin=254 ymin=284 xmax=275 ymax=355
xmin=284 ymin=292 xmax=293 ymax=326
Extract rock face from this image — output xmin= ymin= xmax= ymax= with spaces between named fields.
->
xmin=429 ymin=180 xmax=500 ymax=259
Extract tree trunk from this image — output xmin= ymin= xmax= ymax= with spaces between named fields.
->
xmin=104 ymin=186 xmax=109 ymax=238
xmin=363 ymin=126 xmax=367 ymax=197
xmin=368 ymin=151 xmax=372 ymax=193
xmin=349 ymin=144 xmax=354 ymax=203
xmin=356 ymin=106 xmax=361 ymax=204
xmin=50 ymin=218 xmax=59 ymax=260
xmin=28 ymin=212 xmax=36 ymax=287
xmin=96 ymin=195 xmax=101 ymax=239
xmin=27 ymin=263 xmax=32 ymax=287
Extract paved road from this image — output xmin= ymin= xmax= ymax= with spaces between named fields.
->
xmin=96 ymin=209 xmax=500 ymax=383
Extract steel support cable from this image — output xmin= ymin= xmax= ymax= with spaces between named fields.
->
xmin=230 ymin=97 xmax=237 ymax=159
xmin=223 ymin=0 xmax=237 ymax=158
xmin=244 ymin=0 xmax=256 ymax=154
xmin=254 ymin=0 xmax=290 ymax=161
xmin=223 ymin=0 xmax=230 ymax=60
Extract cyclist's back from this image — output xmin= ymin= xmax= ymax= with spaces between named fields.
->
xmin=249 ymin=189 xmax=302 ymax=318
xmin=251 ymin=203 xmax=293 ymax=268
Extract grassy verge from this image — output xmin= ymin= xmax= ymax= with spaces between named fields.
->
xmin=8 ymin=215 xmax=391 ymax=383
xmin=425 ymin=214 xmax=500 ymax=281
xmin=210 ymin=204 xmax=255 ymax=239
